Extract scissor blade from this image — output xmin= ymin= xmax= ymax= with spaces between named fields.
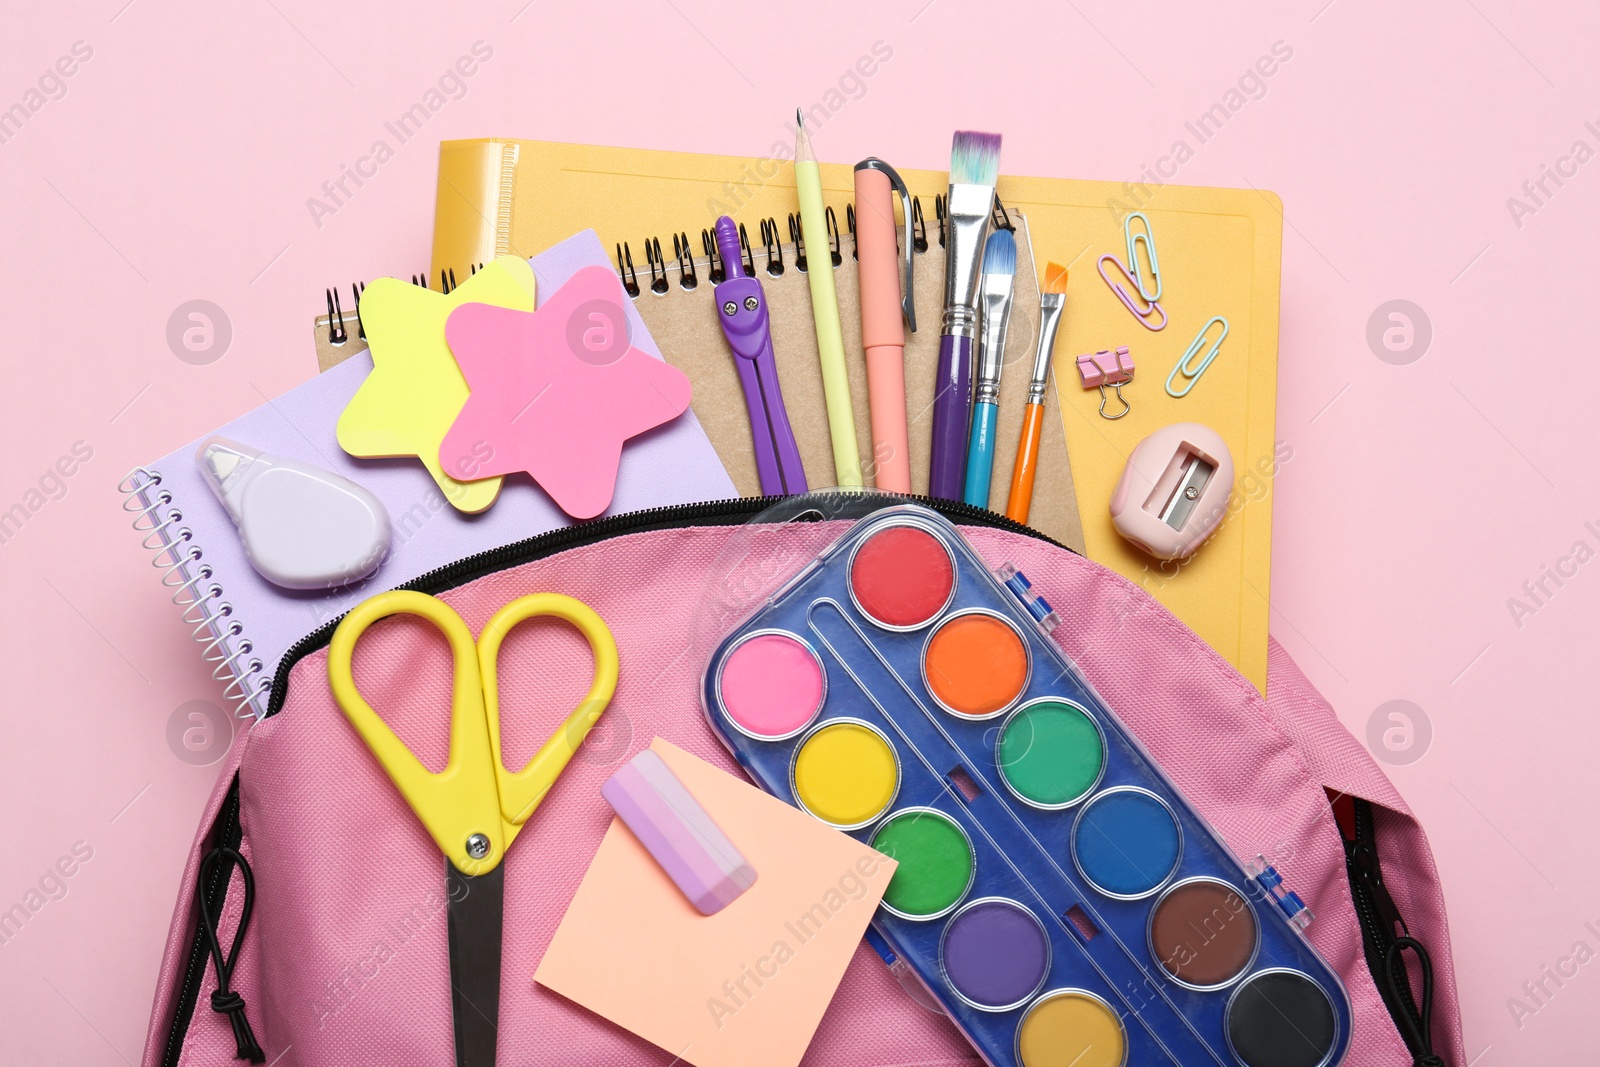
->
xmin=445 ymin=860 xmax=504 ymax=1067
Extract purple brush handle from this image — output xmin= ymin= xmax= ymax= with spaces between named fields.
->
xmin=929 ymin=332 xmax=973 ymax=500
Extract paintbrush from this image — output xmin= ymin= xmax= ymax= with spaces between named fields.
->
xmin=1004 ymin=262 xmax=1069 ymax=524
xmin=928 ymin=130 xmax=1001 ymax=501
xmin=962 ymin=229 xmax=1016 ymax=508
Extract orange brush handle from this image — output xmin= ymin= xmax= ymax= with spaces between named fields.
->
xmin=1005 ymin=403 xmax=1046 ymax=523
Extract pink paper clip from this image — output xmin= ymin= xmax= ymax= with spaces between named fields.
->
xmin=1076 ymin=347 xmax=1134 ymax=420
xmin=1097 ymin=254 xmax=1167 ymax=331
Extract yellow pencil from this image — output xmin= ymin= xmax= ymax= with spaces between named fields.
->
xmin=794 ymin=110 xmax=863 ymax=487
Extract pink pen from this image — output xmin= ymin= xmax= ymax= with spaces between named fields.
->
xmin=853 ymin=158 xmax=916 ymax=494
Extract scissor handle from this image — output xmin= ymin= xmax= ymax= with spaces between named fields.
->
xmin=328 ymin=590 xmax=508 ymax=875
xmin=475 ymin=594 xmax=619 ymax=850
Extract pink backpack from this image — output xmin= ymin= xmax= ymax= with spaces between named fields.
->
xmin=140 ymin=498 xmax=1462 ymax=1067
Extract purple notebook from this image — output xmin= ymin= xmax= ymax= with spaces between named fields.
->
xmin=124 ymin=230 xmax=735 ymax=717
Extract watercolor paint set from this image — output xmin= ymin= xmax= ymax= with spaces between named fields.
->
xmin=701 ymin=504 xmax=1352 ymax=1067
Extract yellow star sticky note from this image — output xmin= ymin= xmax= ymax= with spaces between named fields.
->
xmin=336 ymin=256 xmax=537 ymax=513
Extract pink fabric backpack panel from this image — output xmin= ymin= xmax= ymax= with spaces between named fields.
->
xmin=139 ymin=497 xmax=1463 ymax=1067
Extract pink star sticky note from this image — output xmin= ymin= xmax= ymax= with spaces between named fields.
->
xmin=439 ymin=265 xmax=693 ymax=520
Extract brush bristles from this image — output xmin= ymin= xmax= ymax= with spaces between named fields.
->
xmin=982 ymin=230 xmax=1016 ymax=275
xmin=950 ymin=130 xmax=1002 ymax=187
xmin=1042 ymin=262 xmax=1069 ymax=294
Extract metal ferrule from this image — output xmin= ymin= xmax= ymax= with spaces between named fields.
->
xmin=941 ymin=182 xmax=995 ymax=340
xmin=1026 ymin=293 xmax=1066 ymax=405
xmin=974 ymin=273 xmax=1014 ymax=404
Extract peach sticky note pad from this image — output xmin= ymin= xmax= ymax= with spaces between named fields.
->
xmin=536 ymin=739 xmax=896 ymax=1067
xmin=440 ymin=265 xmax=692 ymax=520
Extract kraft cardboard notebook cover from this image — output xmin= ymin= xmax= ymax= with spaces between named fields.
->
xmin=415 ymin=139 xmax=1282 ymax=691
xmin=616 ymin=215 xmax=1073 ymax=536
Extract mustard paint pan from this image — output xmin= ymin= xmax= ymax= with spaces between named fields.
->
xmin=1015 ymin=989 xmax=1127 ymax=1067
xmin=702 ymin=505 xmax=1352 ymax=1067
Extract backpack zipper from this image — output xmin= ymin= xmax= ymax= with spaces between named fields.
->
xmin=1343 ymin=796 xmax=1443 ymax=1066
xmin=163 ymin=779 xmax=242 ymax=1067
xmin=262 ymin=494 xmax=1063 ymax=718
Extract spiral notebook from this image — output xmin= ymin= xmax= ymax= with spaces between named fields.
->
xmin=123 ymin=231 xmax=735 ymax=718
xmin=380 ymin=140 xmax=1281 ymax=691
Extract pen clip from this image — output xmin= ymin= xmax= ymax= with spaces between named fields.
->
xmin=857 ymin=157 xmax=917 ymax=333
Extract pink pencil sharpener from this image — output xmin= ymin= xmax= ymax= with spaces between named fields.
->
xmin=1109 ymin=423 xmax=1234 ymax=560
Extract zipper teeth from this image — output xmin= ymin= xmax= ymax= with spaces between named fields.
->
xmin=263 ymin=495 xmax=1060 ymax=718
xmin=163 ymin=783 xmax=242 ymax=1067
xmin=1346 ymin=799 xmax=1427 ymax=1059
xmin=1348 ymin=804 xmax=1392 ymax=948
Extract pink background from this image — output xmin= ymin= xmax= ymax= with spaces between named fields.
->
xmin=1 ymin=0 xmax=1593 ymax=1061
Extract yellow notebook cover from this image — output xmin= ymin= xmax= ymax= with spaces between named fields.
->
xmin=428 ymin=139 xmax=1281 ymax=692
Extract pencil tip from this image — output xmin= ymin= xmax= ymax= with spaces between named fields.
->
xmin=794 ymin=112 xmax=815 ymax=163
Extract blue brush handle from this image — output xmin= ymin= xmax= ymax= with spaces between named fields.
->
xmin=962 ymin=400 xmax=999 ymax=508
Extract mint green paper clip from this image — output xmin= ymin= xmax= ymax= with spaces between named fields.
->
xmin=1125 ymin=211 xmax=1161 ymax=302
xmin=1166 ymin=316 xmax=1229 ymax=398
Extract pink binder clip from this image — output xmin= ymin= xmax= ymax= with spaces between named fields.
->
xmin=1076 ymin=347 xmax=1134 ymax=420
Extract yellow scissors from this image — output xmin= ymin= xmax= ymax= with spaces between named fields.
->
xmin=328 ymin=589 xmax=618 ymax=1067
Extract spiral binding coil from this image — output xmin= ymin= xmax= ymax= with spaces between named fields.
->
xmin=318 ymin=269 xmax=472 ymax=348
xmin=118 ymin=468 xmax=270 ymax=720
xmin=613 ymin=195 xmax=947 ymax=299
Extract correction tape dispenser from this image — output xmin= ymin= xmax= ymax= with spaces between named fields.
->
xmin=196 ymin=437 xmax=391 ymax=590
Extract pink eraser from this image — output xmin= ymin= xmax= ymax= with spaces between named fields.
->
xmin=601 ymin=750 xmax=757 ymax=915
xmin=439 ymin=265 xmax=693 ymax=520
xmin=1076 ymin=346 xmax=1134 ymax=388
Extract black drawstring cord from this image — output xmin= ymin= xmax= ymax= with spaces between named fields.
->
xmin=1384 ymin=935 xmax=1443 ymax=1067
xmin=197 ymin=846 xmax=266 ymax=1063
